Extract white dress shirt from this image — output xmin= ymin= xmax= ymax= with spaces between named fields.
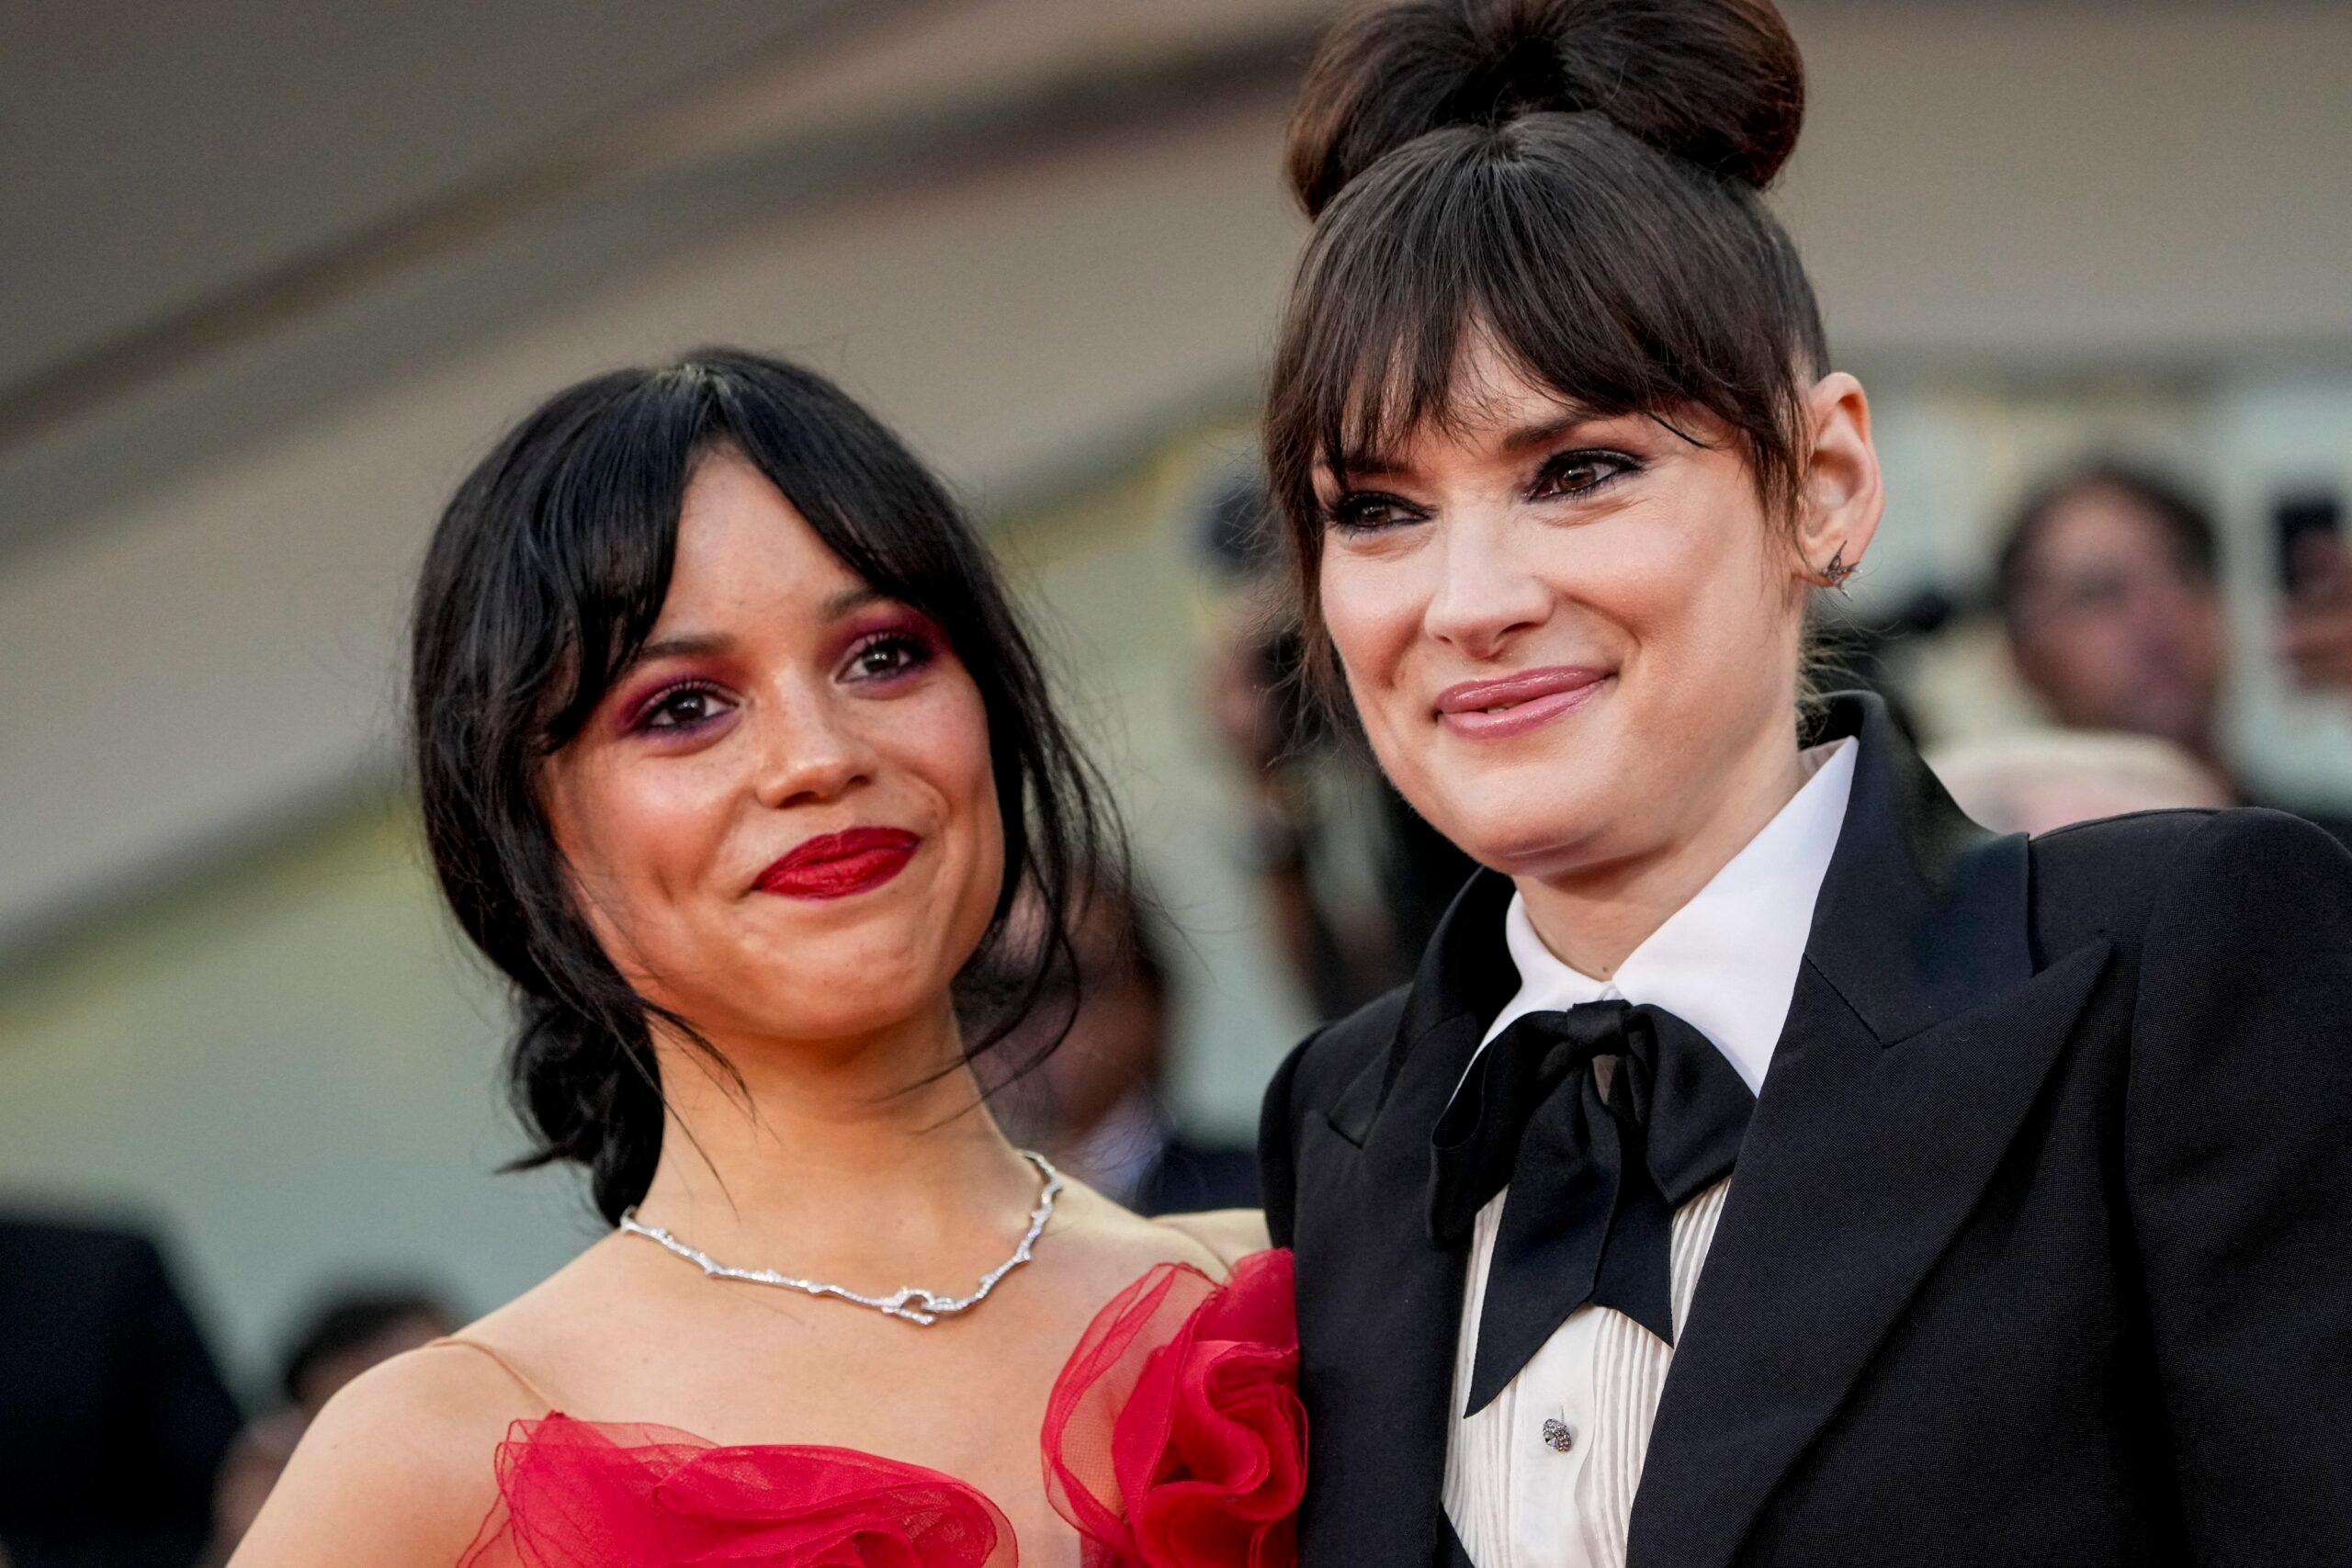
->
xmin=1442 ymin=738 xmax=1857 ymax=1568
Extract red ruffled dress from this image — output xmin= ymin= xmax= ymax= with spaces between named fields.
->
xmin=454 ymin=1249 xmax=1301 ymax=1568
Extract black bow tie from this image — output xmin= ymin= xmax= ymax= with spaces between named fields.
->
xmin=1428 ymin=999 xmax=1755 ymax=1414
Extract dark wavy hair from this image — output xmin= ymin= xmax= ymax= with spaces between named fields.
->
xmin=410 ymin=349 xmax=1119 ymax=1222
xmin=1264 ymin=0 xmax=1830 ymax=679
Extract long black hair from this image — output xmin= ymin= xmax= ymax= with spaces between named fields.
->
xmin=1265 ymin=0 xmax=1829 ymax=677
xmin=410 ymin=349 xmax=1119 ymax=1222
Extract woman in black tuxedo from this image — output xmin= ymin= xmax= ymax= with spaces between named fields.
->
xmin=1252 ymin=3 xmax=2352 ymax=1565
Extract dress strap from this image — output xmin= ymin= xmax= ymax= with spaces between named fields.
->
xmin=426 ymin=1335 xmax=561 ymax=1413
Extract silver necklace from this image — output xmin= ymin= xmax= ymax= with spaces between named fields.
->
xmin=615 ymin=1150 xmax=1064 ymax=1326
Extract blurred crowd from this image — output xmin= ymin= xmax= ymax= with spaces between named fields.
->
xmin=1976 ymin=461 xmax=2352 ymax=840
xmin=0 ymin=1213 xmax=454 ymax=1568
xmin=5 ymin=452 xmax=2347 ymax=1565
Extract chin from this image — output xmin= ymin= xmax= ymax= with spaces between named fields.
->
xmin=729 ymin=979 xmax=946 ymax=1047
xmin=1408 ymin=752 xmax=1598 ymax=865
xmin=672 ymin=934 xmax=950 ymax=1038
xmin=1427 ymin=798 xmax=1600 ymax=880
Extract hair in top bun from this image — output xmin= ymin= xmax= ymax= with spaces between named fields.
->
xmin=1264 ymin=0 xmax=1829 ymax=686
xmin=1287 ymin=0 xmax=1804 ymax=218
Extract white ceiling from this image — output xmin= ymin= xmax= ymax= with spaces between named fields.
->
xmin=0 ymin=0 xmax=857 ymax=391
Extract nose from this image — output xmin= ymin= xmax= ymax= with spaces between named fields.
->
xmin=749 ymin=685 xmax=875 ymax=810
xmin=1422 ymin=513 xmax=1549 ymax=660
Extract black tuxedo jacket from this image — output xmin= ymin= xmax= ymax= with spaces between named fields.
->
xmin=1259 ymin=694 xmax=2352 ymax=1567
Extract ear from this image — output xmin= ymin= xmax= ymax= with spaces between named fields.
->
xmin=1791 ymin=371 xmax=1884 ymax=589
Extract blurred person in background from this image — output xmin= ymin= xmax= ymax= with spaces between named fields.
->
xmin=0 ymin=1211 xmax=242 ymax=1568
xmin=1197 ymin=471 xmax=1476 ymax=1020
xmin=1997 ymin=459 xmax=2352 ymax=842
xmin=207 ymin=1287 xmax=458 ymax=1559
xmin=978 ymin=876 xmax=1259 ymax=1215
xmin=231 ymin=351 xmax=1282 ymax=1568
xmin=1928 ymin=729 xmax=2233 ymax=838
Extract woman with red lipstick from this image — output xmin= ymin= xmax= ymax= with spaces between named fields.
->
xmin=231 ymin=351 xmax=1303 ymax=1568
xmin=1256 ymin=3 xmax=2352 ymax=1566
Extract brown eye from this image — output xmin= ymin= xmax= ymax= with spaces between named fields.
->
xmin=633 ymin=682 xmax=733 ymax=733
xmin=1325 ymin=490 xmax=1426 ymax=534
xmin=652 ymin=691 xmax=712 ymax=727
xmin=1529 ymin=449 xmax=1639 ymax=502
xmin=842 ymin=631 xmax=936 ymax=683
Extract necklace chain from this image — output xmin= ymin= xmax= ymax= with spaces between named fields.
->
xmin=615 ymin=1150 xmax=1064 ymax=1326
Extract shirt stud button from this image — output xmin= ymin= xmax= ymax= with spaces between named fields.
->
xmin=1542 ymin=1418 xmax=1576 ymax=1453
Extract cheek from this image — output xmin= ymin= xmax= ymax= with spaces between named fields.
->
xmin=1624 ymin=500 xmax=1798 ymax=688
xmin=933 ymin=683 xmax=1000 ymax=823
xmin=2052 ymin=617 xmax=2125 ymax=673
xmin=963 ymin=761 xmax=1007 ymax=915
xmin=1318 ymin=549 xmax=1421 ymax=686
xmin=886 ymin=677 xmax=1004 ymax=900
xmin=1320 ymin=551 xmax=1434 ymax=775
xmin=600 ymin=762 xmax=734 ymax=878
xmin=540 ymin=755 xmax=731 ymax=978
xmin=938 ymin=704 xmax=1009 ymax=971
xmin=1318 ymin=558 xmax=1426 ymax=790
xmin=2184 ymin=599 xmax=2226 ymax=656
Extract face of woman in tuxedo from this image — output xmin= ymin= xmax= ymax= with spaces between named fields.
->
xmin=1314 ymin=335 xmax=1878 ymax=882
xmin=540 ymin=451 xmax=1004 ymax=1054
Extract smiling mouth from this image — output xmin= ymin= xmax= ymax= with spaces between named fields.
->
xmin=1433 ymin=667 xmax=1610 ymax=739
xmin=755 ymin=828 xmax=922 ymax=900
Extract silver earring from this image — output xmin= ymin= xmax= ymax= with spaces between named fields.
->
xmin=1817 ymin=545 xmax=1857 ymax=592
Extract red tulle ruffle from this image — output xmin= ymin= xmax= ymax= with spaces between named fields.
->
xmin=1041 ymin=1249 xmax=1304 ymax=1568
xmin=459 ymin=1416 xmax=1015 ymax=1567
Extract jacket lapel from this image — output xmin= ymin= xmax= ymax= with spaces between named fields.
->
xmin=1295 ymin=873 xmax=1517 ymax=1568
xmin=1629 ymin=694 xmax=2109 ymax=1568
xmin=1627 ymin=940 xmax=2109 ymax=1568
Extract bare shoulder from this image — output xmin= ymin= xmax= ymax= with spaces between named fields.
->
xmin=227 ymin=1339 xmax=528 ymax=1567
xmin=1049 ymin=1179 xmax=1271 ymax=1283
xmin=456 ymin=1230 xmax=647 ymax=1368
xmin=230 ymin=1235 xmax=645 ymax=1564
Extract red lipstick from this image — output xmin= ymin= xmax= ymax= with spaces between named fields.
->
xmin=1433 ymin=666 xmax=1610 ymax=740
xmin=755 ymin=828 xmax=922 ymax=900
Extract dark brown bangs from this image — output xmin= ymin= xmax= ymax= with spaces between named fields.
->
xmin=1264 ymin=108 xmax=1828 ymax=638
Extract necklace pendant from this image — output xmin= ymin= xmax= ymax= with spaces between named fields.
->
xmin=876 ymin=1287 xmax=940 ymax=1325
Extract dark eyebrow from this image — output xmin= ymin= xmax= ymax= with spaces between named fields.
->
xmin=821 ymin=586 xmax=886 ymax=619
xmin=1498 ymin=413 xmax=1598 ymax=456
xmin=628 ymin=588 xmax=886 ymax=667
xmin=632 ymin=631 xmax=730 ymax=664
xmin=1328 ymin=408 xmax=1607 ymax=483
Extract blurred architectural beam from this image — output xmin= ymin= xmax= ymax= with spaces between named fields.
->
xmin=0 ymin=1 xmax=915 ymax=455
xmin=0 ymin=0 xmax=1337 ymax=559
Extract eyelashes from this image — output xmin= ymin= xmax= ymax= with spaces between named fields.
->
xmin=840 ymin=627 xmax=938 ymax=682
xmin=624 ymin=679 xmax=733 ymax=736
xmin=1323 ymin=489 xmax=1429 ymax=534
xmin=1321 ymin=447 xmax=1644 ymax=534
xmin=616 ymin=626 xmax=941 ymax=738
xmin=1527 ymin=448 xmax=1641 ymax=502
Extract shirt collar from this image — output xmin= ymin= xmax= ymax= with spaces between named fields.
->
xmin=1473 ymin=736 xmax=1858 ymax=1096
